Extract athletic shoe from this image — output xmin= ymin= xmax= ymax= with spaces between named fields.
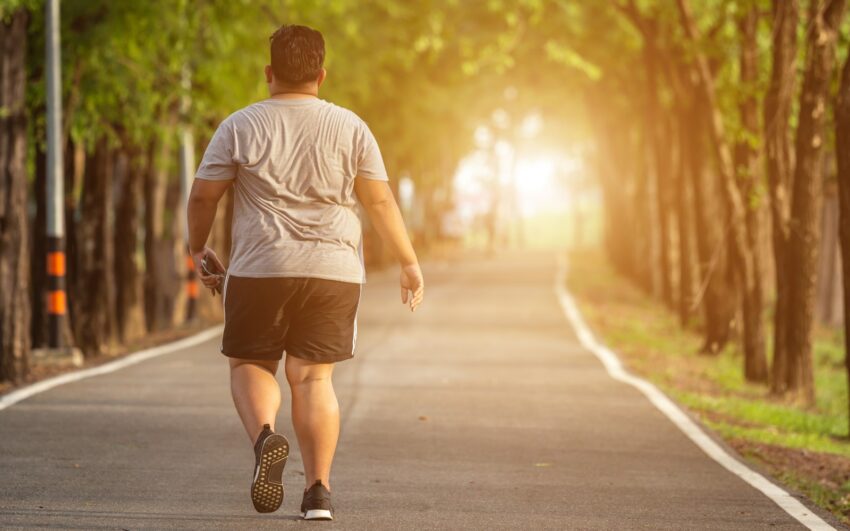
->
xmin=251 ymin=423 xmax=289 ymax=513
xmin=300 ymin=479 xmax=334 ymax=520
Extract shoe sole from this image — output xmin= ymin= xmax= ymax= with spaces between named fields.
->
xmin=301 ymin=509 xmax=333 ymax=520
xmin=251 ymin=433 xmax=289 ymax=513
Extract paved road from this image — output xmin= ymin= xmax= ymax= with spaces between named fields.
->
xmin=0 ymin=252 xmax=833 ymax=529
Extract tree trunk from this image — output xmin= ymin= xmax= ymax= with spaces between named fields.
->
xmin=676 ymin=0 xmax=766 ymax=371
xmin=633 ymin=138 xmax=655 ymax=293
xmin=656 ymin=113 xmax=675 ymax=308
xmin=31 ymin=143 xmax=47 ymax=348
xmin=113 ymin=148 xmax=146 ymax=343
xmin=74 ymin=139 xmax=116 ymax=357
xmin=586 ymin=87 xmax=641 ymax=282
xmin=601 ymin=133 xmax=633 ymax=276
xmin=64 ymin=141 xmax=83 ymax=344
xmin=736 ymin=6 xmax=769 ymax=383
xmin=675 ymin=104 xmax=696 ymax=327
xmin=817 ymin=183 xmax=842 ymax=325
xmin=0 ymin=9 xmax=31 ymax=382
xmin=143 ymin=128 xmax=186 ymax=329
xmin=687 ymin=98 xmax=736 ymax=354
xmin=641 ymin=30 xmax=673 ymax=305
xmin=782 ymin=0 xmax=846 ymax=403
xmin=143 ymin=140 xmax=158 ymax=331
xmin=835 ymin=39 xmax=850 ymax=437
xmin=764 ymin=0 xmax=800 ymax=394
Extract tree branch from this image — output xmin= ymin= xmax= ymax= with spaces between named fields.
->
xmin=613 ymin=0 xmax=649 ymax=38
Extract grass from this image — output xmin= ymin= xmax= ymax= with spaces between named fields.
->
xmin=567 ymin=248 xmax=850 ymax=524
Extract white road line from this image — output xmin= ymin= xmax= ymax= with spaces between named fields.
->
xmin=554 ymin=255 xmax=834 ymax=531
xmin=0 ymin=325 xmax=223 ymax=412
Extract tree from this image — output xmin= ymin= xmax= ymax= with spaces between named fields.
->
xmin=779 ymin=0 xmax=846 ymax=402
xmin=0 ymin=7 xmax=31 ymax=381
xmin=763 ymin=0 xmax=800 ymax=395
xmin=835 ymin=25 xmax=850 ymax=437
xmin=734 ymin=2 xmax=768 ymax=383
xmin=615 ymin=1 xmax=675 ymax=305
xmin=113 ymin=147 xmax=145 ymax=342
xmin=676 ymin=0 xmax=768 ymax=381
xmin=73 ymin=140 xmax=115 ymax=356
xmin=685 ymin=86 xmax=738 ymax=355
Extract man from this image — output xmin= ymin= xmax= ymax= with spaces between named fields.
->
xmin=187 ymin=24 xmax=423 ymax=521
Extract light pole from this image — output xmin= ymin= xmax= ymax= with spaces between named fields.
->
xmin=45 ymin=0 xmax=67 ymax=349
xmin=37 ymin=0 xmax=82 ymax=367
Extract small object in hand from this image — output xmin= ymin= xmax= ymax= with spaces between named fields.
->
xmin=201 ymin=257 xmax=226 ymax=295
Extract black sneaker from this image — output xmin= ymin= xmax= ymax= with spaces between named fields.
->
xmin=251 ymin=424 xmax=289 ymax=513
xmin=300 ymin=479 xmax=334 ymax=520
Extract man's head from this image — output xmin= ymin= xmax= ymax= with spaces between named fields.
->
xmin=266 ymin=24 xmax=326 ymax=95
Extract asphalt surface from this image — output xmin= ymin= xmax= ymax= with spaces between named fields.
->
xmin=0 ymin=252 xmax=832 ymax=529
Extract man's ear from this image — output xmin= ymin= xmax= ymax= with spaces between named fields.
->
xmin=316 ymin=68 xmax=327 ymax=88
xmin=264 ymin=65 xmax=273 ymax=84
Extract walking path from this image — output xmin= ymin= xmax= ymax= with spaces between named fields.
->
xmin=0 ymin=252 xmax=838 ymax=529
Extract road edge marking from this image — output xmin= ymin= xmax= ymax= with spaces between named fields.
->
xmin=554 ymin=255 xmax=834 ymax=531
xmin=0 ymin=325 xmax=224 ymax=412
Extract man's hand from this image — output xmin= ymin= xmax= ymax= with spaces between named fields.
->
xmin=400 ymin=263 xmax=424 ymax=312
xmin=354 ymin=178 xmax=423 ymax=312
xmin=191 ymin=246 xmax=226 ymax=295
xmin=187 ymin=178 xmax=231 ymax=295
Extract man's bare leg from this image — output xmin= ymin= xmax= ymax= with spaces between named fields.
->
xmin=229 ymin=358 xmax=281 ymax=442
xmin=285 ymin=355 xmax=339 ymax=491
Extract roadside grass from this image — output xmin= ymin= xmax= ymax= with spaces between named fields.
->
xmin=567 ymin=249 xmax=850 ymax=524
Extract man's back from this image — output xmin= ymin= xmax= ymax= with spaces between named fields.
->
xmin=186 ymin=24 xmax=422 ymax=521
xmin=196 ymin=97 xmax=388 ymax=283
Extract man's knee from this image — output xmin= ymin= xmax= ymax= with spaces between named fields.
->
xmin=284 ymin=355 xmax=333 ymax=387
xmin=229 ymin=357 xmax=279 ymax=375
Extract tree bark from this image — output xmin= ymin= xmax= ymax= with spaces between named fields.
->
xmin=143 ymin=127 xmax=186 ymax=330
xmin=764 ymin=0 xmax=800 ymax=394
xmin=0 ymin=9 xmax=31 ymax=382
xmin=662 ymin=56 xmax=699 ymax=327
xmin=633 ymin=136 xmax=655 ymax=293
xmin=675 ymin=102 xmax=696 ymax=327
xmin=113 ymin=148 xmax=145 ymax=342
xmin=31 ymin=143 xmax=47 ymax=348
xmin=641 ymin=27 xmax=674 ymax=305
xmin=676 ymin=0 xmax=766 ymax=373
xmin=143 ymin=140 xmax=157 ymax=331
xmin=74 ymin=139 xmax=116 ymax=357
xmin=736 ymin=6 xmax=769 ymax=382
xmin=782 ymin=0 xmax=846 ymax=403
xmin=586 ymin=86 xmax=640 ymax=282
xmin=671 ymin=62 xmax=737 ymax=352
xmin=817 ymin=183 xmax=842 ymax=325
xmin=656 ymin=112 xmax=675 ymax=308
xmin=64 ymin=141 xmax=83 ymax=343
xmin=835 ymin=37 xmax=850 ymax=437
xmin=686 ymin=94 xmax=736 ymax=354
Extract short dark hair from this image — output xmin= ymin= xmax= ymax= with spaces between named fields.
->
xmin=269 ymin=25 xmax=325 ymax=84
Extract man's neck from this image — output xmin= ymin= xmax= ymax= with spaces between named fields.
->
xmin=268 ymin=85 xmax=318 ymax=99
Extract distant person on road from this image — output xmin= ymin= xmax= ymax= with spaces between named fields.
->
xmin=186 ymin=24 xmax=424 ymax=521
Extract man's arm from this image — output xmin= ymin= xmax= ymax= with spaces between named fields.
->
xmin=354 ymin=177 xmax=424 ymax=311
xmin=187 ymin=178 xmax=232 ymax=291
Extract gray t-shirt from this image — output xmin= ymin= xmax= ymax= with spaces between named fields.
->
xmin=195 ymin=98 xmax=389 ymax=284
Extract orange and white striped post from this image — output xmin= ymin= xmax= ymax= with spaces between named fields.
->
xmin=45 ymin=0 xmax=67 ymax=349
xmin=185 ymin=253 xmax=198 ymax=320
xmin=180 ymin=64 xmax=198 ymax=322
xmin=32 ymin=0 xmax=81 ymax=367
xmin=46 ymin=242 xmax=67 ymax=346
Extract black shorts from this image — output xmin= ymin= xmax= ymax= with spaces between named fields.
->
xmin=221 ymin=276 xmax=361 ymax=363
